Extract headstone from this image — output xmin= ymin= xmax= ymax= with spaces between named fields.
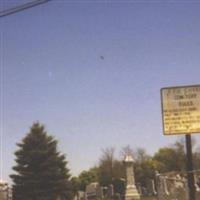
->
xmin=85 ymin=182 xmax=103 ymax=200
xmin=146 ymin=179 xmax=157 ymax=196
xmin=155 ymin=171 xmax=188 ymax=200
xmin=107 ymin=184 xmax=114 ymax=198
xmin=0 ymin=181 xmax=11 ymax=200
xmin=124 ymin=155 xmax=140 ymax=200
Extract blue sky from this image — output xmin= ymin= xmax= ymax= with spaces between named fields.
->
xmin=1 ymin=0 xmax=200 ymax=182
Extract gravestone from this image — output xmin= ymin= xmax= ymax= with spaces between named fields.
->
xmin=124 ymin=155 xmax=140 ymax=200
xmin=155 ymin=171 xmax=188 ymax=200
xmin=85 ymin=182 xmax=103 ymax=200
xmin=146 ymin=179 xmax=157 ymax=196
xmin=0 ymin=181 xmax=11 ymax=200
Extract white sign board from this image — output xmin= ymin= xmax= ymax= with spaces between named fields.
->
xmin=161 ymin=85 xmax=200 ymax=135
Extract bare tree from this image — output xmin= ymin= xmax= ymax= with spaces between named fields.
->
xmin=120 ymin=145 xmax=135 ymax=159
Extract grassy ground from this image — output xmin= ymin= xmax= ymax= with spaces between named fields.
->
xmin=140 ymin=192 xmax=200 ymax=200
xmin=140 ymin=197 xmax=156 ymax=200
xmin=102 ymin=192 xmax=200 ymax=200
xmin=197 ymin=192 xmax=200 ymax=200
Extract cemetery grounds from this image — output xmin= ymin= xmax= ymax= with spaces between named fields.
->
xmin=140 ymin=192 xmax=200 ymax=200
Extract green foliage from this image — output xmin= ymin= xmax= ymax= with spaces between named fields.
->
xmin=98 ymin=148 xmax=115 ymax=186
xmin=69 ymin=139 xmax=200 ymax=199
xmin=10 ymin=122 xmax=72 ymax=200
xmin=135 ymin=158 xmax=155 ymax=187
xmin=153 ymin=141 xmax=185 ymax=173
xmin=98 ymin=148 xmax=126 ymax=196
xmin=78 ymin=167 xmax=99 ymax=190
xmin=70 ymin=176 xmax=80 ymax=196
xmin=134 ymin=148 xmax=155 ymax=187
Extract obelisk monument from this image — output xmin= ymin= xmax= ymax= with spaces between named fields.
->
xmin=124 ymin=155 xmax=140 ymax=200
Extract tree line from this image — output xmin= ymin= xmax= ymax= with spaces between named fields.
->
xmin=72 ymin=142 xmax=200 ymax=196
xmin=10 ymin=122 xmax=200 ymax=200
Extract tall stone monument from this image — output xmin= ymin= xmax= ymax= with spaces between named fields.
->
xmin=124 ymin=155 xmax=140 ymax=200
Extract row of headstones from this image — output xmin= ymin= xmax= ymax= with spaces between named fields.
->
xmin=74 ymin=183 xmax=114 ymax=200
xmin=136 ymin=173 xmax=200 ymax=198
xmin=73 ymin=174 xmax=200 ymax=200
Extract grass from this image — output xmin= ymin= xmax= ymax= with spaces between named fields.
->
xmin=101 ymin=192 xmax=200 ymax=200
xmin=140 ymin=192 xmax=200 ymax=200
xmin=140 ymin=197 xmax=156 ymax=200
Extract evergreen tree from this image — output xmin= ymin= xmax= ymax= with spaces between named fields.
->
xmin=10 ymin=122 xmax=72 ymax=200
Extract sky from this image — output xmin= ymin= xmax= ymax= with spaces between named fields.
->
xmin=0 ymin=0 xmax=200 ymax=183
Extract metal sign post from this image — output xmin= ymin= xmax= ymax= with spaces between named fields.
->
xmin=185 ymin=134 xmax=196 ymax=200
xmin=161 ymin=85 xmax=200 ymax=200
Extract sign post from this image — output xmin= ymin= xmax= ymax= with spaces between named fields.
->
xmin=161 ymin=85 xmax=200 ymax=200
xmin=186 ymin=134 xmax=196 ymax=200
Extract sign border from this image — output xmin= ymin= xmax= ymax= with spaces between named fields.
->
xmin=160 ymin=84 xmax=200 ymax=136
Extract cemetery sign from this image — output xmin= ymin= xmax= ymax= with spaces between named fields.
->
xmin=161 ymin=85 xmax=200 ymax=135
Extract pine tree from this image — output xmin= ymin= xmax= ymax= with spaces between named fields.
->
xmin=10 ymin=122 xmax=72 ymax=200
